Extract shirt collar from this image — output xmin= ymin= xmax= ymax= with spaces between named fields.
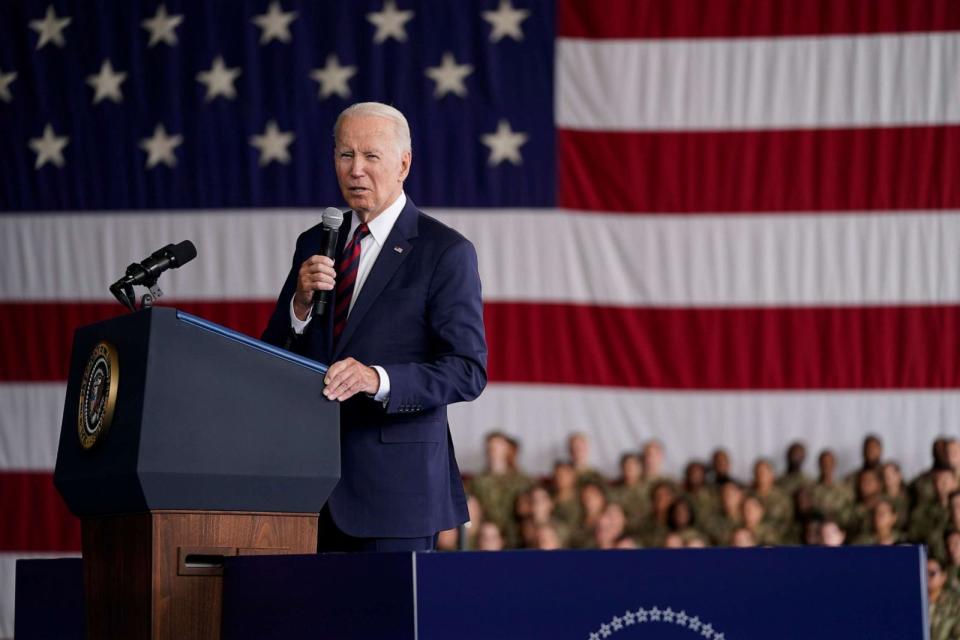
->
xmin=353 ymin=191 xmax=406 ymax=248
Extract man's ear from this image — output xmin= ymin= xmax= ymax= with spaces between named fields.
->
xmin=399 ymin=150 xmax=411 ymax=182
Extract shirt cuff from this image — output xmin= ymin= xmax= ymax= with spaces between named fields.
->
xmin=289 ymin=296 xmax=312 ymax=334
xmin=371 ymin=365 xmax=390 ymax=403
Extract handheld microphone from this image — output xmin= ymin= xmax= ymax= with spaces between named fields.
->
xmin=311 ymin=208 xmax=344 ymax=318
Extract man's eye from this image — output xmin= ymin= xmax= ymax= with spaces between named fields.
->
xmin=366 ymin=154 xmax=378 ymax=160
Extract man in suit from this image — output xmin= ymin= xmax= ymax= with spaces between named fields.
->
xmin=261 ymin=102 xmax=487 ymax=552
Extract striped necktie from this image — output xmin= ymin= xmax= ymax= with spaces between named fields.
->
xmin=333 ymin=222 xmax=370 ymax=345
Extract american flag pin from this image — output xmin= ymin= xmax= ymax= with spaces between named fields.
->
xmin=394 ymin=246 xmax=404 ymax=253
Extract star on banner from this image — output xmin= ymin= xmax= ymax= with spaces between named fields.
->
xmin=140 ymin=124 xmax=183 ymax=169
xmin=87 ymin=60 xmax=127 ymax=104
xmin=30 ymin=5 xmax=71 ymax=50
xmin=310 ymin=54 xmax=356 ymax=100
xmin=29 ymin=124 xmax=69 ymax=169
xmin=482 ymin=0 xmax=530 ymax=42
xmin=142 ymin=4 xmax=183 ymax=47
xmin=481 ymin=119 xmax=528 ymax=166
xmin=425 ymin=52 xmax=473 ymax=98
xmin=367 ymin=0 xmax=414 ymax=44
xmin=0 ymin=69 xmax=16 ymax=103
xmin=197 ymin=56 xmax=241 ymax=101
xmin=250 ymin=120 xmax=294 ymax=166
xmin=252 ymin=2 xmax=297 ymax=45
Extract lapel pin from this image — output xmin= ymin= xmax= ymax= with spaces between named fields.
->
xmin=394 ymin=246 xmax=404 ymax=254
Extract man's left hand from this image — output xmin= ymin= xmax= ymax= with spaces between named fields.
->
xmin=323 ymin=357 xmax=380 ymax=402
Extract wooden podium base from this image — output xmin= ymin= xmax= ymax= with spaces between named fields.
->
xmin=82 ymin=510 xmax=318 ymax=640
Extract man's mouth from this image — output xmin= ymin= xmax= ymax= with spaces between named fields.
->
xmin=348 ymin=186 xmax=368 ymax=193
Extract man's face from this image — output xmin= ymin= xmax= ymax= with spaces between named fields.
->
xmin=334 ymin=115 xmax=410 ymax=218
xmin=754 ymin=461 xmax=774 ymax=489
xmin=819 ymin=451 xmax=835 ymax=475
xmin=713 ymin=449 xmax=730 ymax=475
xmin=485 ymin=435 xmax=510 ymax=469
xmin=863 ymin=437 xmax=882 ymax=466
xmin=928 ymin=560 xmax=946 ymax=595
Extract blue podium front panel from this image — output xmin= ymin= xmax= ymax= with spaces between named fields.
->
xmin=222 ymin=546 xmax=927 ymax=640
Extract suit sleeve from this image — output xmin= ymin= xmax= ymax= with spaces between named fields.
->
xmin=381 ymin=237 xmax=488 ymax=413
xmin=261 ymin=232 xmax=307 ymax=352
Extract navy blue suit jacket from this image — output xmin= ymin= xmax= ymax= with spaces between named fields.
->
xmin=262 ymin=197 xmax=487 ymax=537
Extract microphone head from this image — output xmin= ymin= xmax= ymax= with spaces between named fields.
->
xmin=170 ymin=240 xmax=197 ymax=268
xmin=321 ymin=207 xmax=344 ymax=230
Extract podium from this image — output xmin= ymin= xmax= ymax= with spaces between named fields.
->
xmin=53 ymin=307 xmax=339 ymax=639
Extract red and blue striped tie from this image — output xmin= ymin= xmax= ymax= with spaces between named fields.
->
xmin=333 ymin=222 xmax=370 ymax=345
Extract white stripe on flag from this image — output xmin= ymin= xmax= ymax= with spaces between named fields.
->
xmin=557 ymin=33 xmax=960 ymax=131
xmin=4 ymin=210 xmax=960 ymax=306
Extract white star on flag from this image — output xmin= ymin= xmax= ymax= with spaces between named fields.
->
xmin=425 ymin=52 xmax=473 ymax=98
xmin=142 ymin=4 xmax=183 ymax=47
xmin=252 ymin=2 xmax=297 ymax=45
xmin=196 ymin=56 xmax=241 ymax=101
xmin=310 ymin=54 xmax=357 ymax=100
xmin=29 ymin=5 xmax=71 ymax=50
xmin=250 ymin=120 xmax=294 ymax=166
xmin=86 ymin=60 xmax=127 ymax=104
xmin=481 ymin=119 xmax=528 ymax=166
xmin=482 ymin=0 xmax=530 ymax=42
xmin=366 ymin=0 xmax=414 ymax=44
xmin=29 ymin=124 xmax=69 ymax=169
xmin=0 ymin=69 xmax=16 ymax=103
xmin=140 ymin=124 xmax=183 ymax=169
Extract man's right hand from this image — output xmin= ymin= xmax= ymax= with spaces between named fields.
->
xmin=293 ymin=255 xmax=337 ymax=320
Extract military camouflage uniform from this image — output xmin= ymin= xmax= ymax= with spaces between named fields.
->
xmin=702 ymin=513 xmax=742 ymax=546
xmin=909 ymin=502 xmax=950 ymax=559
xmin=684 ymin=487 xmax=720 ymax=528
xmin=776 ymin=471 xmax=812 ymax=497
xmin=757 ymin=487 xmax=794 ymax=533
xmin=930 ymin=588 xmax=960 ymax=640
xmin=608 ymin=483 xmax=650 ymax=533
xmin=470 ymin=471 xmax=533 ymax=548
xmin=810 ymin=481 xmax=855 ymax=521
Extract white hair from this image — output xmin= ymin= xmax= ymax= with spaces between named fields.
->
xmin=334 ymin=102 xmax=412 ymax=154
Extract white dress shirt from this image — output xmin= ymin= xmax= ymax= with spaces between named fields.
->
xmin=289 ymin=192 xmax=407 ymax=402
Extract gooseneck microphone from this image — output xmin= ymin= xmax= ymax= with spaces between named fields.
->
xmin=311 ymin=207 xmax=345 ymax=318
xmin=110 ymin=240 xmax=197 ymax=310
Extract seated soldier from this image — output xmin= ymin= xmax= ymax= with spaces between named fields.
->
xmin=843 ymin=434 xmax=883 ymax=488
xmin=571 ymin=481 xmax=609 ymax=548
xmin=609 ymin=452 xmax=649 ymax=532
xmin=703 ymin=481 xmax=745 ymax=545
xmin=810 ymin=449 xmax=854 ymax=522
xmin=751 ymin=459 xmax=793 ymax=534
xmin=842 ymin=468 xmax=884 ymax=540
xmin=908 ymin=468 xmax=957 ymax=551
xmin=776 ymin=441 xmax=812 ymax=495
xmin=528 ymin=485 xmax=570 ymax=547
xmin=683 ymin=461 xmax=718 ymax=525
xmin=928 ymin=557 xmax=960 ymax=640
xmin=943 ymin=529 xmax=960 ymax=592
xmin=741 ymin=493 xmax=781 ymax=546
xmin=666 ymin=496 xmax=709 ymax=546
xmin=880 ymin=461 xmax=910 ymax=529
xmin=590 ymin=503 xmax=628 ymax=550
xmin=910 ymin=437 xmax=950 ymax=508
xmin=470 ymin=431 xmax=533 ymax=548
xmin=550 ymin=460 xmax=583 ymax=533
xmin=637 ymin=480 xmax=676 ymax=547
xmin=851 ymin=498 xmax=901 ymax=546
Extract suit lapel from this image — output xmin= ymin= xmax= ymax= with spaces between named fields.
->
xmin=333 ymin=199 xmax=419 ymax=359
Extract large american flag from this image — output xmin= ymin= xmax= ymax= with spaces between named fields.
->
xmin=1 ymin=0 xmax=959 ymax=633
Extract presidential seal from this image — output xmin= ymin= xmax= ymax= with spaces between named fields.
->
xmin=77 ymin=341 xmax=119 ymax=450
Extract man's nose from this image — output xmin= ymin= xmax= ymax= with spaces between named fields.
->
xmin=349 ymin=157 xmax=365 ymax=177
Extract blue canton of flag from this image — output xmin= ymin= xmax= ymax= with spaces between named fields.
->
xmin=0 ymin=0 xmax=555 ymax=211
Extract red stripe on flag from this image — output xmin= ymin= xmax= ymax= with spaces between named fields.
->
xmin=558 ymin=126 xmax=960 ymax=213
xmin=0 ymin=301 xmax=275 ymax=382
xmin=557 ymin=0 xmax=960 ymax=39
xmin=0 ymin=472 xmax=79 ymax=552
xmin=4 ymin=301 xmax=960 ymax=389
xmin=484 ymin=302 xmax=960 ymax=390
